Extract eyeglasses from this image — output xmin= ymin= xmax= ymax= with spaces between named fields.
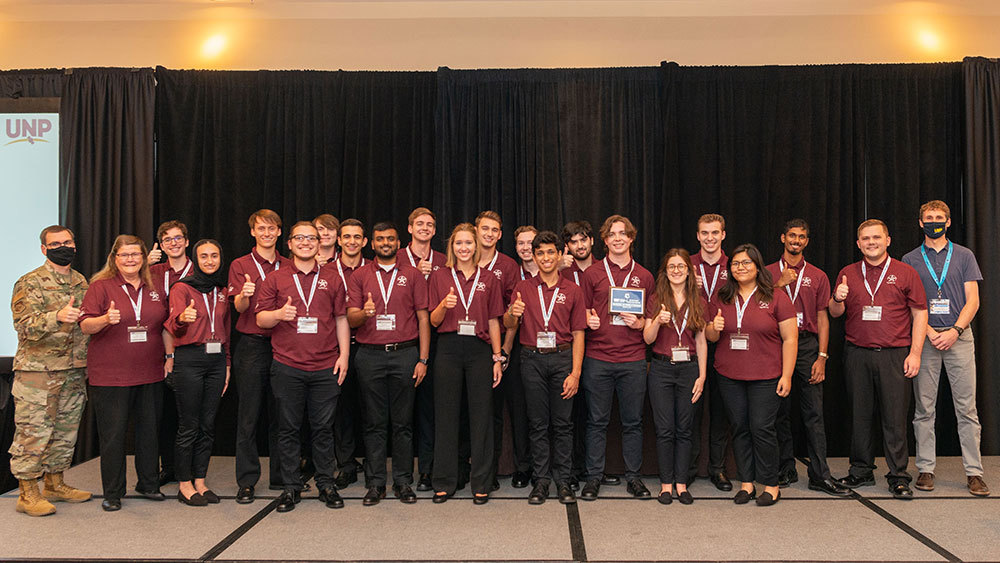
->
xmin=45 ymin=241 xmax=75 ymax=249
xmin=732 ymin=259 xmax=755 ymax=270
xmin=116 ymin=252 xmax=144 ymax=260
xmin=291 ymin=235 xmax=319 ymax=242
xmin=666 ymin=264 xmax=687 ymax=272
xmin=161 ymin=235 xmax=185 ymax=245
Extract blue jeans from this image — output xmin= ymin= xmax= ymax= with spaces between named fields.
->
xmin=581 ymin=357 xmax=647 ymax=480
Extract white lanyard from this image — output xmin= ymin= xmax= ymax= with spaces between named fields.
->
xmin=520 ymin=265 xmax=531 ymax=281
xmin=292 ymin=271 xmax=320 ymax=316
xmin=486 ymin=251 xmax=499 ymax=272
xmin=451 ymin=267 xmax=482 ymax=321
xmin=164 ymin=260 xmax=193 ymax=298
xmin=779 ymin=259 xmax=806 ymax=304
xmin=120 ymin=284 xmax=143 ymax=325
xmin=861 ymin=257 xmax=891 ymax=305
xmin=405 ymin=246 xmax=429 ymax=269
xmin=699 ymin=262 xmax=721 ymax=299
xmin=335 ymin=257 xmax=365 ymax=295
xmin=734 ymin=286 xmax=758 ymax=333
xmin=375 ymin=266 xmax=398 ymax=311
xmin=201 ymin=288 xmax=218 ymax=339
xmin=537 ymin=284 xmax=560 ymax=331
xmin=603 ymin=258 xmax=636 ymax=288
xmin=673 ymin=305 xmax=689 ymax=341
xmin=573 ymin=271 xmax=580 ymax=286
xmin=251 ymin=253 xmax=279 ymax=281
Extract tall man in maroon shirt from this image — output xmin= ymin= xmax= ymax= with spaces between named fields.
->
xmin=256 ymin=221 xmax=350 ymax=512
xmin=579 ymin=215 xmax=655 ymax=501
xmin=348 ymin=221 xmax=431 ymax=506
xmin=688 ymin=213 xmax=734 ymax=491
xmin=830 ymin=219 xmax=927 ymax=500
xmin=228 ymin=209 xmax=292 ymax=503
xmin=765 ymin=219 xmax=851 ymax=497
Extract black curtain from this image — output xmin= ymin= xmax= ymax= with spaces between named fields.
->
xmin=962 ymin=57 xmax=1000 ymax=454
xmin=0 ymin=69 xmax=64 ymax=98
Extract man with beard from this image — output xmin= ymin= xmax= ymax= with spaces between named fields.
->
xmin=348 ymin=222 xmax=430 ymax=505
xmin=765 ymin=219 xmax=850 ymax=496
xmin=256 ymin=221 xmax=350 ymax=512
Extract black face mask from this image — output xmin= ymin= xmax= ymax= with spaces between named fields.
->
xmin=46 ymin=246 xmax=75 ymax=267
xmin=922 ymin=222 xmax=947 ymax=239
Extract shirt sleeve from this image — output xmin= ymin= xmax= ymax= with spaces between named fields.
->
xmin=569 ymin=285 xmax=588 ymax=332
xmin=347 ymin=269 xmax=363 ymax=309
xmin=773 ymin=290 xmax=797 ymax=323
xmin=11 ymin=275 xmax=60 ymax=342
xmin=227 ymin=259 xmax=245 ymax=301
xmin=428 ymin=270 xmax=443 ymax=310
xmin=904 ymin=266 xmax=928 ymax=310
xmin=254 ymin=274 xmax=278 ymax=314
xmin=328 ymin=271 xmax=347 ymax=317
xmin=165 ymin=284 xmax=190 ymax=337
xmin=487 ymin=276 xmax=505 ymax=319
xmin=413 ymin=270 xmax=429 ymax=311
xmin=581 ymin=270 xmax=595 ymax=309
xmin=816 ymin=270 xmax=832 ymax=312
xmin=79 ymin=281 xmax=108 ymax=322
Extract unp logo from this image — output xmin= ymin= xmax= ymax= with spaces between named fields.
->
xmin=4 ymin=118 xmax=53 ymax=146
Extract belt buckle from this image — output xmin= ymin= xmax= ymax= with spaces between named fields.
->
xmin=873 ymin=346 xmax=882 ymax=352
xmin=384 ymin=343 xmax=398 ymax=352
xmin=539 ymin=346 xmax=556 ymax=354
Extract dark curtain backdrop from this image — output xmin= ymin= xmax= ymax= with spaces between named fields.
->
xmin=0 ymin=69 xmax=64 ymax=98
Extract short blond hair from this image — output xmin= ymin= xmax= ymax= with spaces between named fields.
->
xmin=697 ymin=213 xmax=726 ymax=231
xmin=857 ymin=219 xmax=889 ymax=238
xmin=919 ymin=200 xmax=950 ymax=221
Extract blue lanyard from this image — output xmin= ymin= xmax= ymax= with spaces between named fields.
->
xmin=920 ymin=241 xmax=952 ymax=298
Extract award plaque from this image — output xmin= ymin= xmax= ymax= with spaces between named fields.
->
xmin=608 ymin=287 xmax=646 ymax=315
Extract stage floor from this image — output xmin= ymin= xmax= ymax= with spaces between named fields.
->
xmin=1 ymin=456 xmax=997 ymax=563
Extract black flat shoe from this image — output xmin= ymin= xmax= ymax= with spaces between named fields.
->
xmin=677 ymin=491 xmax=694 ymax=505
xmin=101 ymin=498 xmax=122 ymax=511
xmin=473 ymin=493 xmax=489 ymax=505
xmin=135 ymin=488 xmax=165 ymax=501
xmin=602 ymin=474 xmax=621 ymax=486
xmin=557 ymin=483 xmax=576 ymax=505
xmin=733 ymin=488 xmax=756 ymax=505
xmin=432 ymin=491 xmax=451 ymax=504
xmin=580 ymin=479 xmax=600 ymax=501
xmin=363 ymin=486 xmax=386 ymax=506
xmin=199 ymin=489 xmax=220 ymax=504
xmin=528 ymin=482 xmax=549 ymax=505
xmin=835 ymin=474 xmax=875 ymax=488
xmin=711 ymin=472 xmax=733 ymax=492
xmin=335 ymin=469 xmax=358 ymax=490
xmin=416 ymin=473 xmax=433 ymax=491
xmin=177 ymin=491 xmax=208 ymax=507
xmin=235 ymin=486 xmax=255 ymax=504
xmin=808 ymin=478 xmax=853 ymax=497
xmin=393 ymin=484 xmax=417 ymax=504
xmin=319 ymin=487 xmax=344 ymax=509
xmin=511 ymin=471 xmax=531 ymax=489
xmin=756 ymin=491 xmax=780 ymax=506
xmin=657 ymin=491 xmax=673 ymax=505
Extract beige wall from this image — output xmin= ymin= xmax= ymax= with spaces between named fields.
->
xmin=1 ymin=1 xmax=999 ymax=70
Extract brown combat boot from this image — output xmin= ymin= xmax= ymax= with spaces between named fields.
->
xmin=16 ymin=479 xmax=56 ymax=517
xmin=43 ymin=472 xmax=92 ymax=503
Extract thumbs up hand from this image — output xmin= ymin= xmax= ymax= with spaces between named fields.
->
xmin=587 ymin=308 xmax=601 ymax=330
xmin=713 ymin=309 xmax=725 ymax=332
xmin=658 ymin=304 xmax=672 ymax=325
xmin=561 ymin=250 xmax=573 ymax=269
xmin=280 ymin=296 xmax=297 ymax=321
xmin=57 ymin=296 xmax=81 ymax=323
xmin=443 ymin=287 xmax=458 ymax=309
xmin=106 ymin=300 xmax=120 ymax=325
xmin=181 ymin=299 xmax=198 ymax=323
xmin=778 ymin=266 xmax=798 ymax=287
xmin=835 ymin=275 xmax=849 ymax=302
xmin=241 ymin=273 xmax=256 ymax=298
xmin=418 ymin=256 xmax=433 ymax=276
xmin=509 ymin=292 xmax=525 ymax=318
xmin=364 ymin=292 xmax=377 ymax=317
xmin=148 ymin=242 xmax=162 ymax=264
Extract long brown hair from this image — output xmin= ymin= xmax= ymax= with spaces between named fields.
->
xmin=652 ymin=248 xmax=706 ymax=331
xmin=91 ymin=234 xmax=154 ymax=289
xmin=718 ymin=243 xmax=774 ymax=305
xmin=445 ymin=223 xmax=481 ymax=268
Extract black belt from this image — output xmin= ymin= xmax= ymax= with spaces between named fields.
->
xmin=799 ymin=330 xmax=817 ymax=338
xmin=523 ymin=343 xmax=572 ymax=354
xmin=847 ymin=342 xmax=906 ymax=353
xmin=358 ymin=339 xmax=418 ymax=352
xmin=652 ymin=352 xmax=696 ymax=363
xmin=240 ymin=333 xmax=271 ymax=341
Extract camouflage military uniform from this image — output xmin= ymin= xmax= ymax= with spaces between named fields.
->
xmin=9 ymin=262 xmax=88 ymax=480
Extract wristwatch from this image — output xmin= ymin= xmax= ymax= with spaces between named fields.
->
xmin=818 ymin=352 xmax=829 ymax=359
xmin=952 ymin=325 xmax=965 ymax=336
xmin=164 ymin=353 xmax=175 ymax=360
xmin=492 ymin=354 xmax=504 ymax=363
xmin=418 ymin=358 xmax=429 ymax=365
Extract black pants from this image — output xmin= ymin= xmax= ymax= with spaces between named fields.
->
xmin=716 ymin=375 xmax=781 ymax=486
xmin=413 ymin=332 xmax=437 ymax=476
xmin=356 ymin=345 xmax=418 ymax=488
xmin=570 ymin=385 xmax=589 ymax=479
xmin=492 ymin=340 xmax=532 ymax=475
xmin=173 ymin=344 xmax=227 ymax=482
xmin=433 ymin=335 xmax=494 ymax=495
xmin=233 ymin=334 xmax=281 ymax=489
xmin=158 ymin=383 xmax=177 ymax=475
xmin=689 ymin=342 xmax=731 ymax=479
xmin=521 ymin=348 xmax=575 ymax=485
xmin=647 ymin=358 xmax=699 ymax=485
xmin=581 ymin=357 xmax=647 ymax=480
xmin=334 ymin=341 xmax=364 ymax=473
xmin=844 ymin=343 xmax=912 ymax=485
xmin=776 ymin=333 xmax=832 ymax=481
xmin=270 ymin=360 xmax=340 ymax=492
xmin=90 ymin=382 xmax=162 ymax=500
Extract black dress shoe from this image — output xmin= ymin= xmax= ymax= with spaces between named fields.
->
xmin=710 ymin=472 xmax=733 ymax=492
xmin=657 ymin=491 xmax=673 ymax=505
xmin=891 ymin=482 xmax=914 ymax=500
xmin=580 ymin=478 xmax=601 ymax=501
xmin=677 ymin=491 xmax=694 ymax=505
xmin=808 ymin=478 xmax=853 ymax=497
xmin=777 ymin=470 xmax=799 ymax=488
xmin=177 ymin=490 xmax=208 ymax=507
xmin=199 ymin=489 xmax=220 ymax=504
xmin=602 ymin=474 xmax=621 ymax=486
xmin=393 ymin=484 xmax=417 ymax=504
xmin=135 ymin=487 xmax=165 ymax=501
xmin=511 ymin=471 xmax=531 ymax=489
xmin=627 ymin=478 xmax=652 ymax=499
xmin=335 ymin=469 xmax=358 ymax=490
xmin=319 ymin=487 xmax=344 ymax=509
xmin=276 ymin=491 xmax=299 ymax=513
xmin=101 ymin=498 xmax=122 ymax=511
xmin=756 ymin=490 xmax=780 ymax=506
xmin=432 ymin=491 xmax=451 ymax=504
xmin=473 ymin=494 xmax=489 ymax=505
xmin=835 ymin=474 xmax=875 ymax=488
xmin=557 ymin=482 xmax=576 ymax=504
xmin=416 ymin=473 xmax=432 ymax=491
xmin=235 ymin=486 xmax=255 ymax=504
xmin=569 ymin=475 xmax=580 ymax=491
xmin=492 ymin=479 xmax=500 ymax=491
xmin=733 ymin=488 xmax=756 ymax=505
xmin=363 ymin=486 xmax=386 ymax=506
xmin=528 ymin=482 xmax=549 ymax=505
xmin=157 ymin=470 xmax=176 ymax=487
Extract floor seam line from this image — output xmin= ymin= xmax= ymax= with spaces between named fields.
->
xmin=198 ymin=498 xmax=279 ymax=561
xmin=853 ymin=494 xmax=963 ymax=563
xmin=566 ymin=501 xmax=588 ymax=562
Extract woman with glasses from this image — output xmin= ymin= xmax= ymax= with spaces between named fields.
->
xmin=165 ymin=239 xmax=231 ymax=506
xmin=80 ymin=235 xmax=173 ymax=511
xmin=643 ymin=249 xmax=708 ymax=505
xmin=705 ymin=244 xmax=797 ymax=506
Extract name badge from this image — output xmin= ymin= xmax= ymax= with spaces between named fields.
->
xmin=457 ymin=319 xmax=477 ymax=336
xmin=730 ymin=334 xmax=749 ymax=351
xmin=862 ymin=305 xmax=883 ymax=322
xmin=376 ymin=314 xmax=396 ymax=331
xmin=536 ymin=331 xmax=557 ymax=349
xmin=205 ymin=341 xmax=223 ymax=354
xmin=671 ymin=347 xmax=690 ymax=362
xmin=929 ymin=299 xmax=950 ymax=315
xmin=297 ymin=316 xmax=319 ymax=334
xmin=796 ymin=312 xmax=804 ymax=328
xmin=611 ymin=314 xmax=628 ymax=326
xmin=128 ymin=326 xmax=147 ymax=343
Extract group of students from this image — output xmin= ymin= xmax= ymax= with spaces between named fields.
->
xmin=8 ymin=200 xmax=989 ymax=517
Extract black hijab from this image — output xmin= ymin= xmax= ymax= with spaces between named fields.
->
xmin=177 ymin=239 xmax=227 ymax=294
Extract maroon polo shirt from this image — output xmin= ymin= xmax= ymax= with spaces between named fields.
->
xmin=348 ymin=261 xmax=429 ymax=345
xmin=255 ymin=264 xmax=347 ymax=371
xmin=327 ymin=256 xmax=368 ymax=305
xmin=581 ymin=257 xmax=655 ymax=363
xmin=690 ymin=251 xmax=729 ymax=301
xmin=836 ymin=257 xmax=926 ymax=349
xmin=401 ymin=244 xmax=446 ymax=278
xmin=516 ymin=264 xmax=539 ymax=282
xmin=228 ymin=248 xmax=293 ymax=336
xmin=80 ymin=275 xmax=169 ymax=387
xmin=514 ymin=276 xmax=587 ymax=347
xmin=560 ymin=261 xmax=589 ymax=286
xmin=482 ymin=250 xmax=520 ymax=305
xmin=765 ymin=259 xmax=832 ymax=335
xmin=429 ymin=266 xmax=504 ymax=343
xmin=166 ymin=281 xmax=231 ymax=363
xmin=645 ymin=294 xmax=710 ymax=356
xmin=710 ymin=289 xmax=796 ymax=381
xmin=151 ymin=258 xmax=194 ymax=299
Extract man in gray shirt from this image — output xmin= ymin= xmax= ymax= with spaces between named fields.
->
xmin=901 ymin=200 xmax=989 ymax=497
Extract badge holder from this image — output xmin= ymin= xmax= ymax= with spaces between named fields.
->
xmin=376 ymin=314 xmax=397 ymax=331
xmin=611 ymin=314 xmax=628 ymax=326
xmin=862 ymin=305 xmax=883 ymax=322
xmin=128 ymin=325 xmax=148 ymax=343
xmin=929 ymin=298 xmax=950 ymax=315
xmin=796 ymin=312 xmax=804 ymax=328
xmin=730 ymin=333 xmax=749 ymax=351
xmin=536 ymin=331 xmax=557 ymax=349
xmin=206 ymin=339 xmax=223 ymax=354
xmin=671 ymin=347 xmax=690 ymax=362
xmin=458 ymin=319 xmax=477 ymax=336
xmin=297 ymin=316 xmax=319 ymax=334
